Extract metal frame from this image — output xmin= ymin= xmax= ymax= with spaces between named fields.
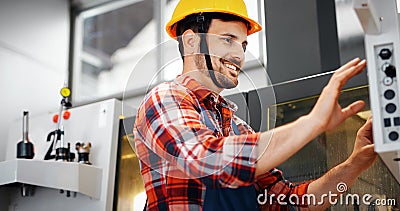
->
xmin=70 ymin=0 xmax=268 ymax=106
xmin=71 ymin=0 xmax=155 ymax=106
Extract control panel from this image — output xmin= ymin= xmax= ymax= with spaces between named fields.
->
xmin=374 ymin=44 xmax=400 ymax=144
xmin=355 ymin=0 xmax=400 ymax=153
xmin=354 ymin=0 xmax=400 ymax=183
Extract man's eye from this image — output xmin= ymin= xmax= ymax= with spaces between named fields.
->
xmin=242 ymin=44 xmax=247 ymax=52
xmin=223 ymin=37 xmax=232 ymax=44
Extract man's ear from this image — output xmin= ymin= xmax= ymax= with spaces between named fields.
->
xmin=182 ymin=29 xmax=200 ymax=56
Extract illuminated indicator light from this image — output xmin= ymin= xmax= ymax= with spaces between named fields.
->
xmin=60 ymin=87 xmax=71 ymax=97
xmin=53 ymin=114 xmax=59 ymax=123
xmin=63 ymin=110 xmax=71 ymax=120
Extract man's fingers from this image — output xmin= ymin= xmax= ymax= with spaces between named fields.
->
xmin=342 ymin=100 xmax=366 ymax=118
xmin=337 ymin=59 xmax=366 ymax=80
xmin=363 ymin=117 xmax=373 ymax=131
xmin=328 ymin=59 xmax=367 ymax=90
xmin=337 ymin=57 xmax=361 ymax=72
xmin=359 ymin=116 xmax=372 ymax=132
xmin=358 ymin=117 xmax=373 ymax=140
xmin=363 ymin=144 xmax=376 ymax=152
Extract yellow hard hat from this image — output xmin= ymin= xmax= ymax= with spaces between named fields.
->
xmin=166 ymin=0 xmax=262 ymax=39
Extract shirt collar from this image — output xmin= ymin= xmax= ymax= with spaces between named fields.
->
xmin=174 ymin=74 xmax=238 ymax=112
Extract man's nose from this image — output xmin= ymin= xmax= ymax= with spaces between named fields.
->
xmin=231 ymin=41 xmax=245 ymax=66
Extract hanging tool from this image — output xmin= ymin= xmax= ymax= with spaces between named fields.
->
xmin=44 ymin=87 xmax=72 ymax=160
xmin=16 ymin=110 xmax=36 ymax=197
xmin=44 ymin=86 xmax=77 ymax=197
xmin=17 ymin=110 xmax=35 ymax=159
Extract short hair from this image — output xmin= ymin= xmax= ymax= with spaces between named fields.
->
xmin=175 ymin=12 xmax=250 ymax=60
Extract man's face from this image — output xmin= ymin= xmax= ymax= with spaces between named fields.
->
xmin=195 ymin=19 xmax=248 ymax=89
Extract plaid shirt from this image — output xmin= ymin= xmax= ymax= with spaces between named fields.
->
xmin=134 ymin=75 xmax=310 ymax=210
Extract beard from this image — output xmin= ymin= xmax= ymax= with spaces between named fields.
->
xmin=194 ymin=54 xmax=238 ymax=89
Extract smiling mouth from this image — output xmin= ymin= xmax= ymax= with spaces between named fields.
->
xmin=221 ymin=59 xmax=241 ymax=75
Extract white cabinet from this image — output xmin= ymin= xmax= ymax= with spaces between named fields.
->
xmin=0 ymin=99 xmax=134 ymax=211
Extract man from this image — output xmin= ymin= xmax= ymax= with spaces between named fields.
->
xmin=133 ymin=0 xmax=377 ymax=210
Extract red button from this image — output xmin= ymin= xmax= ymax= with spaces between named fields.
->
xmin=53 ymin=114 xmax=59 ymax=123
xmin=63 ymin=110 xmax=71 ymax=120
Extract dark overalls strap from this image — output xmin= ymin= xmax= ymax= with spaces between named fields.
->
xmin=200 ymin=106 xmax=258 ymax=211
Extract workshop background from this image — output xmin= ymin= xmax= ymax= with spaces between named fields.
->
xmin=0 ymin=0 xmax=399 ymax=210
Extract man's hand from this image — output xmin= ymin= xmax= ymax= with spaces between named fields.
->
xmin=307 ymin=117 xmax=377 ymax=210
xmin=348 ymin=117 xmax=377 ymax=171
xmin=256 ymin=58 xmax=370 ymax=175
xmin=309 ymin=58 xmax=367 ymax=132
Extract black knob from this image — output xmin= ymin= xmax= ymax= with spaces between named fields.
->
xmin=385 ymin=103 xmax=397 ymax=113
xmin=384 ymin=64 xmax=396 ymax=78
xmin=389 ymin=131 xmax=399 ymax=141
xmin=379 ymin=48 xmax=392 ymax=60
xmin=384 ymin=89 xmax=395 ymax=100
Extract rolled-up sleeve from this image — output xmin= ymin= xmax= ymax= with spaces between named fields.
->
xmin=256 ymin=169 xmax=311 ymax=210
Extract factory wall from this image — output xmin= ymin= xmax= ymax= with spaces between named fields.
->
xmin=0 ymin=0 xmax=70 ymax=162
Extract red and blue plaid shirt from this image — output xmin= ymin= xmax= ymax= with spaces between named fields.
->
xmin=134 ymin=75 xmax=310 ymax=210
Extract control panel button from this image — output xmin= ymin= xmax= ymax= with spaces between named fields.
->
xmin=385 ymin=103 xmax=397 ymax=113
xmin=384 ymin=118 xmax=391 ymax=127
xmin=379 ymin=48 xmax=392 ymax=60
xmin=384 ymin=64 xmax=396 ymax=78
xmin=384 ymin=89 xmax=395 ymax=100
xmin=389 ymin=131 xmax=399 ymax=141
xmin=383 ymin=77 xmax=393 ymax=86
xmin=394 ymin=117 xmax=400 ymax=126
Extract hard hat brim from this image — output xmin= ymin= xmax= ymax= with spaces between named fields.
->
xmin=166 ymin=10 xmax=262 ymax=39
